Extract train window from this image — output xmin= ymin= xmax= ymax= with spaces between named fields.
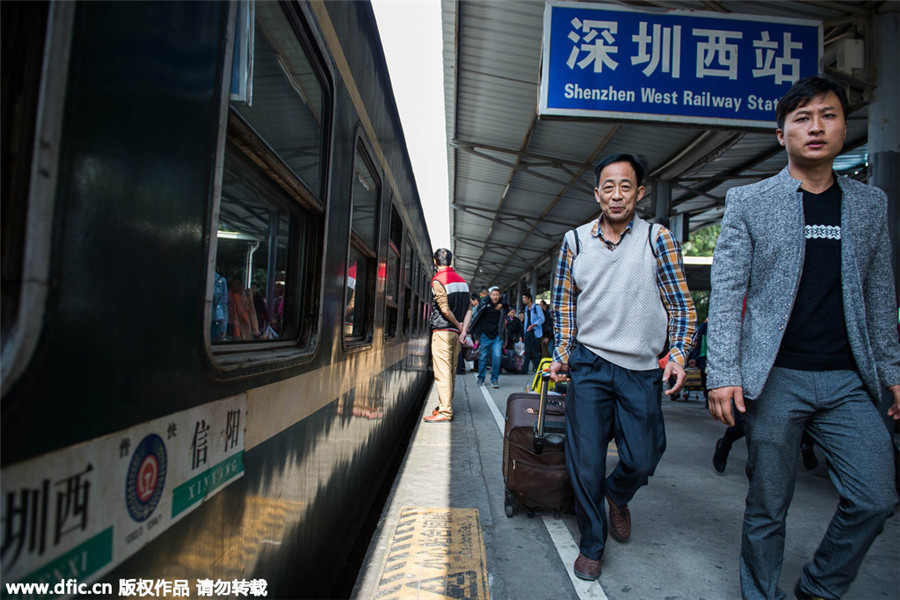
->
xmin=384 ymin=203 xmax=402 ymax=340
xmin=231 ymin=2 xmax=326 ymax=200
xmin=1 ymin=2 xmax=50 ymax=348
xmin=0 ymin=2 xmax=71 ymax=394
xmin=208 ymin=1 xmax=328 ymax=364
xmin=344 ymin=140 xmax=381 ymax=344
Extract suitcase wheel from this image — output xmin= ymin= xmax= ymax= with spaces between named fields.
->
xmin=504 ymin=489 xmax=517 ymax=518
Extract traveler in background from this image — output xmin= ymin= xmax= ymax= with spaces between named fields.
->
xmin=211 ymin=272 xmax=228 ymax=342
xmin=250 ymin=283 xmax=269 ymax=333
xmin=425 ymin=248 xmax=472 ymax=423
xmin=522 ymin=292 xmax=545 ymax=373
xmin=473 ymin=286 xmax=506 ymax=388
xmin=228 ymin=278 xmax=260 ymax=341
xmin=706 ymin=76 xmax=900 ymax=600
xmin=540 ymin=299 xmax=554 ymax=358
xmin=505 ymin=307 xmax=523 ymax=352
xmin=470 ymin=291 xmax=487 ymax=338
xmin=688 ymin=318 xmax=707 ymax=390
xmin=458 ymin=293 xmax=481 ymax=374
xmin=548 ymin=153 xmax=696 ymax=582
xmin=712 ymin=414 xmax=820 ymax=475
xmin=270 ymin=283 xmax=285 ymax=335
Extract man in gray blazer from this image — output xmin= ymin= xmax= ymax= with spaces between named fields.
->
xmin=707 ymin=76 xmax=900 ymax=600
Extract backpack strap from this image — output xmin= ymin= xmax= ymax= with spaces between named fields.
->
xmin=564 ymin=228 xmax=581 ymax=257
xmin=647 ymin=223 xmax=662 ymax=259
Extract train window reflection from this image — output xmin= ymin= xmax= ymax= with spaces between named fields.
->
xmin=385 ymin=204 xmax=402 ymax=339
xmin=212 ymin=143 xmax=300 ymax=345
xmin=402 ymin=236 xmax=413 ymax=336
xmin=345 ymin=141 xmax=381 ymax=343
xmin=414 ymin=260 xmax=422 ymax=332
xmin=232 ymin=2 xmax=325 ymax=199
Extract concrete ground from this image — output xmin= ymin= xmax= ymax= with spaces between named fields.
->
xmin=353 ymin=369 xmax=900 ymax=600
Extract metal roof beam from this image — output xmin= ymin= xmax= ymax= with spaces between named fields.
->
xmin=677 ymin=172 xmax=782 ymax=182
xmin=465 ymin=113 xmax=540 ymax=286
xmin=452 ymin=202 xmax=568 ymax=233
xmin=452 ymin=235 xmax=537 ymax=255
xmin=650 ymin=131 xmax=744 ymax=181
xmin=451 ymin=203 xmax=559 ymax=241
xmin=452 ymin=139 xmax=594 ymax=193
xmin=672 ymin=182 xmax=725 ymax=206
xmin=453 ymin=202 xmax=587 ymax=229
xmin=494 ymin=211 xmax=583 ymax=229
xmin=451 ymin=138 xmax=594 ymax=170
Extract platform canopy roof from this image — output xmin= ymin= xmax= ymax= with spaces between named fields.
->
xmin=442 ymin=0 xmax=883 ymax=292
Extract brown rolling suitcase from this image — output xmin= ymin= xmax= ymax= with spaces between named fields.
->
xmin=503 ymin=373 xmax=574 ymax=517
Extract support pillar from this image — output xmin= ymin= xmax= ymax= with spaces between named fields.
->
xmin=869 ymin=5 xmax=900 ymax=301
xmin=516 ymin=278 xmax=523 ymax=313
xmin=654 ymin=179 xmax=671 ymax=227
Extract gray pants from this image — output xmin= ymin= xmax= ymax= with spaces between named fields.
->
xmin=741 ymin=367 xmax=897 ymax=600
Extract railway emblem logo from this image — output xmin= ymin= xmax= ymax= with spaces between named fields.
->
xmin=126 ymin=433 xmax=167 ymax=521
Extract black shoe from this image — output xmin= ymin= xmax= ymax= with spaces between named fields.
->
xmin=801 ymin=444 xmax=819 ymax=471
xmin=713 ymin=438 xmax=730 ymax=473
xmin=794 ymin=580 xmax=831 ymax=600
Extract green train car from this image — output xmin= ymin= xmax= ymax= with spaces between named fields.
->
xmin=1 ymin=2 xmax=434 ymax=597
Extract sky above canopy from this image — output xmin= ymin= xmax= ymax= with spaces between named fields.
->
xmin=371 ymin=0 xmax=451 ymax=251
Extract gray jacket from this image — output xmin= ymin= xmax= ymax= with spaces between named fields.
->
xmin=707 ymin=166 xmax=900 ymax=401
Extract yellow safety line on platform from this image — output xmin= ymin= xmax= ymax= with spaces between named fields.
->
xmin=374 ymin=507 xmax=489 ymax=600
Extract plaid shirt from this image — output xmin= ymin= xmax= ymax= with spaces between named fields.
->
xmin=551 ymin=216 xmax=696 ymax=366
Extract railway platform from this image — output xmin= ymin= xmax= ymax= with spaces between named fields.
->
xmin=352 ymin=370 xmax=899 ymax=600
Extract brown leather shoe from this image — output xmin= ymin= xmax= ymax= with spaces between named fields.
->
xmin=573 ymin=553 xmax=601 ymax=581
xmin=423 ymin=413 xmax=452 ymax=423
xmin=607 ymin=494 xmax=631 ymax=542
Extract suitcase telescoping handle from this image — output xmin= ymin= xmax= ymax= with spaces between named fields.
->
xmin=534 ymin=372 xmax=565 ymax=453
xmin=535 ymin=372 xmax=551 ymax=438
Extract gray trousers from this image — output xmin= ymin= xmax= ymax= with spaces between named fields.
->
xmin=741 ymin=367 xmax=897 ymax=600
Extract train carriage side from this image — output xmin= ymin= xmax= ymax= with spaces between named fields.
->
xmin=1 ymin=1 xmax=433 ymax=598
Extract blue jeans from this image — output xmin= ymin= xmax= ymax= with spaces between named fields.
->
xmin=477 ymin=334 xmax=502 ymax=383
xmin=741 ymin=367 xmax=897 ymax=600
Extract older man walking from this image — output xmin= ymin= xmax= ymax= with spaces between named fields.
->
xmin=549 ymin=153 xmax=696 ymax=581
